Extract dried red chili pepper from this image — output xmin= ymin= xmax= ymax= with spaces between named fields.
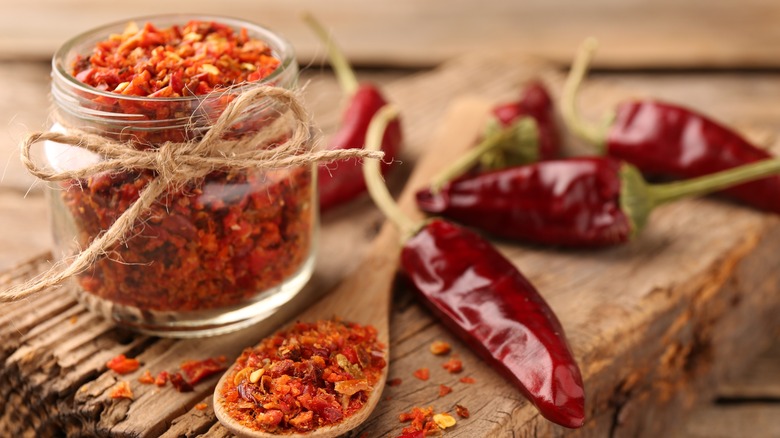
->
xmin=363 ymin=106 xmax=585 ymax=428
xmin=217 ymin=319 xmax=386 ymax=433
xmin=562 ymin=38 xmax=780 ymax=214
xmin=109 ymin=381 xmax=134 ymax=400
xmin=303 ymin=14 xmax=402 ymax=211
xmin=486 ymin=81 xmax=559 ymax=165
xmin=417 ymin=156 xmax=780 ymax=247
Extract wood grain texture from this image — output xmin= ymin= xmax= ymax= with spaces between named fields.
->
xmin=3 ymin=0 xmax=780 ymax=68
xmin=3 ymin=54 xmax=780 ymax=437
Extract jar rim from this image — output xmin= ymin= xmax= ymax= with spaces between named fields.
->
xmin=52 ymin=13 xmax=297 ymax=103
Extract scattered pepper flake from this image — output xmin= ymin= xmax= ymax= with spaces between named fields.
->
xmin=69 ymin=315 xmax=79 ymax=324
xmin=109 ymin=381 xmax=134 ymax=400
xmin=180 ymin=356 xmax=227 ymax=385
xmin=433 ymin=413 xmax=457 ymax=429
xmin=106 ymin=354 xmax=140 ymax=375
xmin=387 ymin=377 xmax=403 ymax=387
xmin=429 ymin=341 xmax=451 ymax=355
xmin=442 ymin=357 xmax=463 ymax=374
xmin=455 ymin=404 xmax=470 ymax=419
xmin=217 ymin=319 xmax=386 ymax=434
xmin=412 ymin=368 xmax=430 ymax=381
xmin=438 ymin=384 xmax=453 ymax=397
xmin=138 ymin=370 xmax=154 ymax=384
xmin=459 ymin=376 xmax=476 ymax=384
xmin=194 ymin=402 xmax=208 ymax=411
xmin=399 ymin=406 xmax=439 ymax=436
xmin=170 ymin=372 xmax=194 ymax=392
xmin=155 ymin=370 xmax=169 ymax=387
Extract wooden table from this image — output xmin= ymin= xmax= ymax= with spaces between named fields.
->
xmin=2 ymin=3 xmax=780 ymax=436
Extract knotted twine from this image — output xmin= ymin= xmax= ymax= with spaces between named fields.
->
xmin=2 ymin=85 xmax=384 ymax=302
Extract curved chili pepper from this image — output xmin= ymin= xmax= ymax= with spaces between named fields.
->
xmin=304 ymin=14 xmax=402 ymax=211
xmin=562 ymin=38 xmax=780 ymax=213
xmin=417 ymin=156 xmax=780 ymax=247
xmin=362 ymin=106 xmax=585 ymax=429
xmin=400 ymin=218 xmax=585 ymax=428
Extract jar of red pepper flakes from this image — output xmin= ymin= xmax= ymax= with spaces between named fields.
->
xmin=44 ymin=15 xmax=317 ymax=337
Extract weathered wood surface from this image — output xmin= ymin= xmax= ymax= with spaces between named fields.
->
xmin=3 ymin=53 xmax=780 ymax=437
xmin=4 ymin=0 xmax=780 ymax=69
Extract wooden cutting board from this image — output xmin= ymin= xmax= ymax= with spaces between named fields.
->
xmin=3 ymin=54 xmax=780 ymax=437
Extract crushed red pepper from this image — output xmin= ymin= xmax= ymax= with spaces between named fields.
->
xmin=138 ymin=370 xmax=155 ymax=384
xmin=73 ymin=20 xmax=280 ymax=97
xmin=455 ymin=404 xmax=470 ymax=419
xmin=109 ymin=380 xmax=134 ymax=400
xmin=398 ymin=406 xmax=439 ymax=436
xmin=218 ymin=319 xmax=386 ymax=433
xmin=155 ymin=370 xmax=170 ymax=387
xmin=60 ymin=19 xmax=312 ymax=314
xmin=388 ymin=377 xmax=403 ymax=387
xmin=180 ymin=356 xmax=228 ymax=385
xmin=438 ymin=384 xmax=453 ymax=397
xmin=441 ymin=358 xmax=463 ymax=374
xmin=195 ymin=402 xmax=208 ymax=411
xmin=412 ymin=368 xmax=430 ymax=381
xmin=106 ymin=354 xmax=140 ymax=375
xmin=459 ymin=377 xmax=476 ymax=384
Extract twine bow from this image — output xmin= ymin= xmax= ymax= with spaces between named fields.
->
xmin=2 ymin=85 xmax=384 ymax=302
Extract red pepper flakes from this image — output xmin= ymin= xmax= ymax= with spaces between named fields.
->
xmin=155 ymin=370 xmax=169 ymax=387
xmin=438 ymin=384 xmax=453 ymax=397
xmin=218 ymin=319 xmax=386 ymax=433
xmin=195 ymin=402 xmax=208 ymax=411
xmin=180 ymin=356 xmax=227 ymax=385
xmin=459 ymin=376 xmax=476 ymax=384
xmin=398 ymin=406 xmax=439 ymax=436
xmin=73 ymin=20 xmax=280 ymax=97
xmin=62 ymin=20 xmax=312 ymax=315
xmin=455 ymin=404 xmax=470 ymax=419
xmin=429 ymin=341 xmax=451 ymax=355
xmin=387 ymin=377 xmax=403 ymax=387
xmin=442 ymin=357 xmax=463 ymax=374
xmin=412 ymin=368 xmax=430 ymax=381
xmin=109 ymin=380 xmax=134 ymax=400
xmin=170 ymin=372 xmax=194 ymax=392
xmin=138 ymin=370 xmax=155 ymax=384
xmin=106 ymin=354 xmax=140 ymax=375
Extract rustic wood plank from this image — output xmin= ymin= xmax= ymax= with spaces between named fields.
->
xmin=4 ymin=0 xmax=780 ymax=69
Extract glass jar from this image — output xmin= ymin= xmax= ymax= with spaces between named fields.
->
xmin=45 ymin=15 xmax=317 ymax=337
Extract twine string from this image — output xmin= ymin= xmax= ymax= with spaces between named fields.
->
xmin=3 ymin=85 xmax=383 ymax=302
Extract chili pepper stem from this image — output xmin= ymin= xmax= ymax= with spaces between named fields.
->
xmin=622 ymin=158 xmax=780 ymax=236
xmin=428 ymin=117 xmax=538 ymax=193
xmin=302 ymin=13 xmax=359 ymax=95
xmin=561 ymin=37 xmax=609 ymax=151
xmin=649 ymin=158 xmax=780 ymax=204
xmin=362 ymin=104 xmax=420 ymax=239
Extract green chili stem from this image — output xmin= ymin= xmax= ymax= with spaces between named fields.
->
xmin=561 ymin=37 xmax=608 ymax=151
xmin=362 ymin=105 xmax=420 ymax=239
xmin=302 ymin=13 xmax=359 ymax=95
xmin=428 ymin=117 xmax=537 ymax=193
xmin=648 ymin=158 xmax=780 ymax=205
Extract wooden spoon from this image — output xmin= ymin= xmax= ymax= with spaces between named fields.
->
xmin=213 ymin=98 xmax=492 ymax=437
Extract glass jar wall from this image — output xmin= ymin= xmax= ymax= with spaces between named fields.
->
xmin=45 ymin=15 xmax=317 ymax=337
